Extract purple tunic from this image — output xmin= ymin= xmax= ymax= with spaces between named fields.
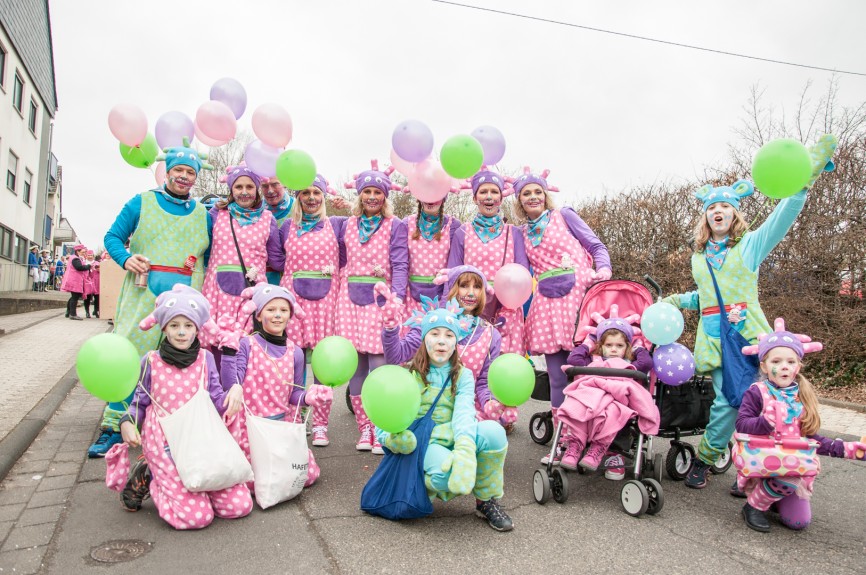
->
xmin=558 ymin=207 xmax=611 ymax=272
xmin=219 ymin=334 xmax=307 ymax=407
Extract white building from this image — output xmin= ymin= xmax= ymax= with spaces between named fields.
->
xmin=0 ymin=0 xmax=60 ymax=291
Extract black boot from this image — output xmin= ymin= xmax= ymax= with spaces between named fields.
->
xmin=742 ymin=503 xmax=771 ymax=532
xmin=32 ymin=281 xmax=38 ymax=291
xmin=84 ymin=301 xmax=91 ymax=319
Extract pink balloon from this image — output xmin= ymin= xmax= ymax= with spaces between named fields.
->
xmin=252 ymin=103 xmax=293 ymax=148
xmin=244 ymin=140 xmax=282 ymax=179
xmin=407 ymin=159 xmax=451 ymax=203
xmin=108 ymin=103 xmax=147 ymax=147
xmin=195 ymin=101 xmax=236 ymax=142
xmin=154 ymin=162 xmax=166 ymax=186
xmin=389 ymin=148 xmax=416 ymax=177
xmin=194 ymin=121 xmax=228 ymax=147
xmin=494 ymin=264 xmax=533 ymax=309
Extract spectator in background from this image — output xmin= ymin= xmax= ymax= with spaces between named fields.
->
xmin=28 ymin=246 xmax=40 ymax=291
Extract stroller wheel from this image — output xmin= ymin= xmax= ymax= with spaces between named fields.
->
xmin=665 ymin=443 xmax=695 ymax=481
xmin=710 ymin=441 xmax=734 ymax=475
xmin=642 ymin=478 xmax=664 ymax=515
xmin=651 ymin=453 xmax=664 ymax=483
xmin=532 ymin=468 xmax=552 ymax=504
xmin=345 ymin=386 xmax=354 ymax=414
xmin=551 ymin=468 xmax=569 ymax=504
xmin=529 ymin=412 xmax=554 ymax=445
xmin=620 ymin=480 xmax=649 ymax=517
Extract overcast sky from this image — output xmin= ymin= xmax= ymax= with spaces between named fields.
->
xmin=48 ymin=0 xmax=866 ymax=248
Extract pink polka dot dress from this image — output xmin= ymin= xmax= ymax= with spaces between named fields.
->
xmin=141 ymin=350 xmax=252 ymax=530
xmin=334 ymin=217 xmax=395 ymax=354
xmin=464 ymin=226 xmax=526 ymax=355
xmin=200 ymin=209 xmax=274 ymax=346
xmin=403 ymin=215 xmax=455 ymax=332
xmin=524 ymin=210 xmax=593 ymax=355
xmin=279 ymin=218 xmax=340 ymax=349
xmin=458 ymin=325 xmax=500 ymax=420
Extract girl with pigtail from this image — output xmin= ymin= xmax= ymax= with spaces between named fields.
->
xmin=334 ymin=160 xmax=409 ymax=453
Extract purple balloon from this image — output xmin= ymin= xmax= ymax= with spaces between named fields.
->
xmin=652 ymin=342 xmax=696 ymax=386
xmin=392 ymin=120 xmax=434 ymax=163
xmin=471 ymin=125 xmax=506 ymax=165
xmin=244 ymin=140 xmax=282 ymax=179
xmin=154 ymin=111 xmax=195 ymax=149
xmin=210 ymin=77 xmax=247 ymax=120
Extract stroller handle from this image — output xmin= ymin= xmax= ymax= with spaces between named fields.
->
xmin=565 ymin=366 xmax=648 ymax=383
xmin=643 ymin=274 xmax=663 ymax=299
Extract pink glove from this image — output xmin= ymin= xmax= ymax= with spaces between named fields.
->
xmin=843 ymin=441 xmax=866 ymax=461
xmin=502 ymin=407 xmax=519 ymax=424
xmin=590 ymin=268 xmax=612 ymax=283
xmin=305 ymin=384 xmax=334 ymax=408
xmin=374 ymin=282 xmax=403 ymax=329
xmin=483 ymin=398 xmax=506 ymax=420
xmin=582 ymin=334 xmax=597 ymax=354
xmin=762 ymin=400 xmax=782 ymax=430
xmin=217 ymin=316 xmax=243 ymax=351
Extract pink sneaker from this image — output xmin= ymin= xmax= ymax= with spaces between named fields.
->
xmin=311 ymin=426 xmax=330 ymax=447
xmin=560 ymin=440 xmax=585 ymax=471
xmin=604 ymin=454 xmax=626 ymax=480
xmin=579 ymin=442 xmax=608 ymax=472
xmin=356 ymin=424 xmax=373 ymax=451
xmin=371 ymin=434 xmax=384 ymax=455
xmin=540 ymin=442 xmax=565 ymax=466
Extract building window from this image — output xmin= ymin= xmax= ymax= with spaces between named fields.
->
xmin=14 ymin=234 xmax=29 ymax=264
xmin=6 ymin=151 xmax=18 ymax=192
xmin=12 ymin=72 xmax=23 ymax=112
xmin=23 ymin=169 xmax=32 ymax=204
xmin=0 ymin=44 xmax=6 ymax=89
xmin=28 ymin=99 xmax=37 ymax=133
xmin=0 ymin=226 xmax=11 ymax=259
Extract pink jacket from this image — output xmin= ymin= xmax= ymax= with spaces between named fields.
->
xmin=558 ymin=357 xmax=660 ymax=439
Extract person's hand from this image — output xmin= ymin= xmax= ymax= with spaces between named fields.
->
xmin=331 ymin=196 xmax=350 ymax=211
xmin=582 ymin=332 xmax=597 ymax=353
xmin=223 ymin=384 xmax=244 ymax=419
xmin=218 ymin=316 xmax=242 ymax=350
xmin=383 ymin=429 xmax=417 ymax=454
xmin=124 ymin=254 xmax=150 ymax=274
xmin=483 ymin=399 xmax=506 ymax=420
xmin=245 ymin=265 xmax=258 ymax=283
xmin=843 ymin=441 xmax=866 ymax=461
xmin=120 ymin=421 xmax=141 ymax=447
xmin=372 ymin=264 xmax=386 ymax=278
xmin=762 ymin=401 xmax=781 ymax=430
xmin=590 ymin=268 xmax=612 ymax=283
xmin=442 ymin=436 xmax=477 ymax=495
xmin=501 ymin=407 xmax=519 ymax=424
xmin=304 ymin=384 xmax=333 ymax=408
xmin=374 ymin=282 xmax=403 ymax=329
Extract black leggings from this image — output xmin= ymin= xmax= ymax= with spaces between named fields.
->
xmin=85 ymin=294 xmax=100 ymax=315
xmin=66 ymin=292 xmax=82 ymax=317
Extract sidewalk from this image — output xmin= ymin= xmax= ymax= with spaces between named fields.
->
xmin=0 ymin=308 xmax=65 ymax=337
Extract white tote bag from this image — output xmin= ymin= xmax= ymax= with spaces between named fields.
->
xmin=155 ymin=362 xmax=254 ymax=493
xmin=245 ymin=404 xmax=309 ymax=509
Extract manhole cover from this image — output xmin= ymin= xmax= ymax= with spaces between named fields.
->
xmin=90 ymin=539 xmax=152 ymax=563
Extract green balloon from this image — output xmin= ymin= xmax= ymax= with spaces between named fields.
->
xmin=311 ymin=336 xmax=358 ymax=387
xmin=119 ymin=133 xmax=159 ymax=169
xmin=488 ymin=353 xmax=534 ymax=407
xmin=75 ymin=333 xmax=141 ymax=402
xmin=276 ymin=149 xmax=316 ymax=191
xmin=440 ymin=134 xmax=484 ymax=179
xmin=751 ymin=139 xmax=812 ymax=199
xmin=361 ymin=365 xmax=421 ymax=433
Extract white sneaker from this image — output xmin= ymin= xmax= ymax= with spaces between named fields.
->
xmin=604 ymin=454 xmax=626 ymax=480
xmin=371 ymin=435 xmax=384 ymax=455
xmin=540 ymin=443 xmax=564 ymax=466
xmin=311 ymin=426 xmax=330 ymax=447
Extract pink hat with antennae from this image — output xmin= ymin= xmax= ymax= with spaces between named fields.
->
xmin=344 ymin=159 xmax=402 ymax=197
xmin=742 ymin=318 xmax=823 ymax=360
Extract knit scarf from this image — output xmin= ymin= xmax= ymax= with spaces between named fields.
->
xmin=705 ymin=237 xmax=729 ymax=270
xmin=297 ymin=213 xmax=321 ymax=237
xmin=228 ymin=202 xmax=265 ymax=227
xmin=417 ymin=211 xmax=443 ymax=241
xmin=765 ymin=380 xmax=803 ymax=425
xmin=158 ymin=337 xmax=201 ymax=369
xmin=526 ymin=210 xmax=552 ymax=247
xmin=472 ymin=214 xmax=503 ymax=244
xmin=358 ymin=214 xmax=383 ymax=244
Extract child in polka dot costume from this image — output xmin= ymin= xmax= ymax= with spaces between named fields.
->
xmin=448 ymin=167 xmax=528 ymax=356
xmin=512 ymin=167 xmax=611 ymax=416
xmin=118 ymin=285 xmax=253 ymax=530
xmin=376 ymin=296 xmax=513 ymax=531
xmin=334 ymin=160 xmax=408 ymax=453
xmin=220 ymin=283 xmax=332 ymax=492
xmin=277 ymin=174 xmax=341 ymax=447
xmin=662 ymin=134 xmax=838 ymax=490
xmin=735 ymin=318 xmax=866 ymax=532
xmin=200 ymin=166 xmax=282 ymax=363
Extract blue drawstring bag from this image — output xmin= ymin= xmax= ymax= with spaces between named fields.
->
xmin=360 ymin=377 xmax=449 ymax=521
xmin=706 ymin=261 xmax=759 ymax=407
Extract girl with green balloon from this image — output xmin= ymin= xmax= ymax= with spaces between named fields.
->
xmin=371 ymin=296 xmax=513 ymax=531
xmin=662 ymin=134 xmax=837 ymax=492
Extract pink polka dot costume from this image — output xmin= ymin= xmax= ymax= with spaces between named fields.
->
xmin=403 ymin=209 xmax=460 ymax=322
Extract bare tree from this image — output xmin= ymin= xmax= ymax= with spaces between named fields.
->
xmin=192 ymin=130 xmax=253 ymax=199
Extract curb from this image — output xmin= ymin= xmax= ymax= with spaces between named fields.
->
xmin=818 ymin=396 xmax=866 ymax=414
xmin=0 ymin=364 xmax=80 ymax=483
xmin=0 ymin=309 xmax=65 ymax=337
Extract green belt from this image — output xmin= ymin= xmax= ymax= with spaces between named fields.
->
xmin=293 ymin=270 xmax=329 ymax=279
xmin=348 ymin=275 xmax=379 ymax=284
xmin=217 ymin=264 xmax=243 ymax=273
xmin=538 ymin=267 xmax=573 ymax=281
xmin=408 ymin=275 xmax=435 ymax=284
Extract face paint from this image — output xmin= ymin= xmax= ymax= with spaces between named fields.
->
xmin=170 ymin=176 xmax=194 ymax=190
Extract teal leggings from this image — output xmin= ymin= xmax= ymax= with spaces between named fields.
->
xmin=423 ymin=420 xmax=506 ymax=494
xmin=697 ymin=368 xmax=737 ymax=465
